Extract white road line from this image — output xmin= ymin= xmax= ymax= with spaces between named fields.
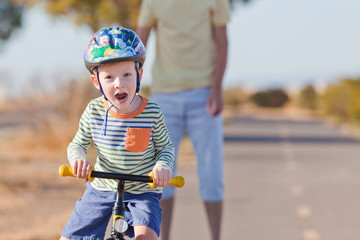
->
xmin=291 ymin=185 xmax=304 ymax=196
xmin=296 ymin=204 xmax=312 ymax=218
xmin=279 ymin=124 xmax=296 ymax=168
xmin=279 ymin=124 xmax=321 ymax=240
xmin=302 ymin=229 xmax=321 ymax=240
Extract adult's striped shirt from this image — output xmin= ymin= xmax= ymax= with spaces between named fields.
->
xmin=67 ymin=95 xmax=175 ymax=194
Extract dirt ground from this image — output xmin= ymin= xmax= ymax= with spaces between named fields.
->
xmin=0 ymin=139 xmax=80 ymax=239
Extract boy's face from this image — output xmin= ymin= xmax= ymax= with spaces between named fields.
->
xmin=91 ymin=61 xmax=143 ymax=114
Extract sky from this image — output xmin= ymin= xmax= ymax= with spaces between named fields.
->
xmin=0 ymin=0 xmax=359 ymax=97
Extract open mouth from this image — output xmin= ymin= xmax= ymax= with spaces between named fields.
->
xmin=115 ymin=92 xmax=128 ymax=103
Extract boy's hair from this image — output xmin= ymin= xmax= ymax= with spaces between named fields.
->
xmin=84 ymin=26 xmax=146 ymax=73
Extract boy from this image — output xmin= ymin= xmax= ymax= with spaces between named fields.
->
xmin=60 ymin=26 xmax=175 ymax=240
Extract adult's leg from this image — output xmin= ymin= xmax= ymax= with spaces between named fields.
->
xmin=186 ymin=88 xmax=224 ymax=240
xmin=151 ymin=93 xmax=185 ymax=240
xmin=159 ymin=197 xmax=175 ymax=240
xmin=204 ymin=201 xmax=223 ymax=240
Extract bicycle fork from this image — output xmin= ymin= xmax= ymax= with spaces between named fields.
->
xmin=109 ymin=180 xmax=128 ymax=240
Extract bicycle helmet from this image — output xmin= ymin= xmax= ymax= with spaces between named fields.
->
xmin=84 ymin=26 xmax=146 ymax=72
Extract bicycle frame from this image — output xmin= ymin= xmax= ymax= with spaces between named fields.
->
xmin=59 ymin=165 xmax=184 ymax=239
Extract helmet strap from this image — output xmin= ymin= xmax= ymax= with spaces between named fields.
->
xmin=95 ymin=66 xmax=114 ymax=136
xmin=129 ymin=62 xmax=140 ymax=105
xmin=95 ymin=67 xmax=108 ymax=101
xmin=135 ymin=62 xmax=140 ymax=93
xmin=100 ymin=102 xmax=114 ymax=136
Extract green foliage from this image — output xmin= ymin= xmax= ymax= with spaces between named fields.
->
xmin=250 ymin=89 xmax=289 ymax=108
xmin=14 ymin=0 xmax=141 ymax=31
xmin=298 ymin=84 xmax=318 ymax=110
xmin=0 ymin=0 xmax=23 ymax=40
xmin=320 ymin=78 xmax=360 ymax=123
xmin=14 ymin=0 xmax=254 ymax=32
xmin=44 ymin=0 xmax=142 ymax=30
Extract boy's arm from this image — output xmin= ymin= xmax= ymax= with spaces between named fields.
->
xmin=152 ymin=109 xmax=174 ymax=188
xmin=152 ymin=108 xmax=175 ymax=171
xmin=67 ymin=104 xmax=93 ymax=179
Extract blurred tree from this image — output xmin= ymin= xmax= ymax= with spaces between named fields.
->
xmin=298 ymin=84 xmax=318 ymax=110
xmin=14 ymin=0 xmax=253 ymax=31
xmin=321 ymin=78 xmax=360 ymax=123
xmin=0 ymin=0 xmax=23 ymax=41
xmin=250 ymin=89 xmax=289 ymax=108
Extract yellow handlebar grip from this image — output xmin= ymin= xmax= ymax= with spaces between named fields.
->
xmin=148 ymin=172 xmax=185 ymax=189
xmin=59 ymin=165 xmax=75 ymax=177
xmin=169 ymin=176 xmax=185 ymax=188
xmin=58 ymin=165 xmax=95 ymax=182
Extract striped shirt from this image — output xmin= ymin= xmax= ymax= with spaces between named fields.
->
xmin=67 ymin=95 xmax=175 ymax=194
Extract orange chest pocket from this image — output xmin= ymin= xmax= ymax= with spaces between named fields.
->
xmin=125 ymin=128 xmax=151 ymax=153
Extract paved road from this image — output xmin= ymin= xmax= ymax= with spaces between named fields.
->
xmin=169 ymin=113 xmax=360 ymax=240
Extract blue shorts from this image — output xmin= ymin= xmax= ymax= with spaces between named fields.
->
xmin=61 ymin=182 xmax=162 ymax=240
xmin=152 ymin=87 xmax=224 ymax=201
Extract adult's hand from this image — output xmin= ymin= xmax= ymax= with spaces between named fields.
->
xmin=207 ymin=88 xmax=224 ymax=117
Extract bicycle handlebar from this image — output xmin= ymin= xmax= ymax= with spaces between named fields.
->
xmin=59 ymin=165 xmax=185 ymax=188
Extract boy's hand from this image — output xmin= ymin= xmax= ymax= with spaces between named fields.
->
xmin=152 ymin=167 xmax=172 ymax=188
xmin=72 ymin=159 xmax=92 ymax=181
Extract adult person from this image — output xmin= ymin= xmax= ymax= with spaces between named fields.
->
xmin=137 ymin=1 xmax=230 ymax=239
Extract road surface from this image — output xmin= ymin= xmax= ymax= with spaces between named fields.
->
xmin=169 ymin=113 xmax=360 ymax=240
